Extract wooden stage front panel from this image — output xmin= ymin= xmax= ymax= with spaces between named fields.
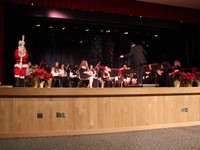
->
xmin=0 ymin=87 xmax=200 ymax=138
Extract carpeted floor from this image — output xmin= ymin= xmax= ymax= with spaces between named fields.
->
xmin=1 ymin=126 xmax=200 ymax=150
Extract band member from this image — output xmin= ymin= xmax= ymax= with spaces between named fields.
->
xmin=102 ymin=66 xmax=112 ymax=87
xmin=168 ymin=60 xmax=182 ymax=87
xmin=59 ymin=63 xmax=69 ymax=87
xmin=14 ymin=36 xmax=28 ymax=87
xmin=120 ymin=65 xmax=131 ymax=87
xmin=24 ymin=61 xmax=32 ymax=87
xmin=67 ymin=64 xmax=79 ymax=87
xmin=51 ymin=61 xmax=61 ymax=87
xmin=89 ymin=65 xmax=96 ymax=76
xmin=78 ymin=60 xmax=94 ymax=88
xmin=89 ymin=64 xmax=100 ymax=87
xmin=171 ymin=60 xmax=181 ymax=72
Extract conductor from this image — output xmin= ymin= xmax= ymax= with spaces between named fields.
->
xmin=120 ymin=42 xmax=147 ymax=86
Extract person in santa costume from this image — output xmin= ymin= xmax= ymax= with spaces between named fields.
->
xmin=14 ymin=39 xmax=28 ymax=87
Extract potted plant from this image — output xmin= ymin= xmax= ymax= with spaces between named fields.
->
xmin=182 ymin=72 xmax=196 ymax=87
xmin=169 ymin=71 xmax=184 ymax=87
xmin=194 ymin=71 xmax=200 ymax=86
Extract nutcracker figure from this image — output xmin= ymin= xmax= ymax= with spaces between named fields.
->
xmin=14 ymin=35 xmax=28 ymax=87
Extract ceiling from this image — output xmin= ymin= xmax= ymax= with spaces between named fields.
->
xmin=136 ymin=0 xmax=200 ymax=10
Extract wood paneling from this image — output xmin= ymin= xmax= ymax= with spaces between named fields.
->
xmin=0 ymin=87 xmax=200 ymax=138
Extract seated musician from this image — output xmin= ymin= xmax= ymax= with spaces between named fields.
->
xmin=156 ymin=68 xmax=166 ymax=87
xmin=51 ymin=61 xmax=61 ymax=87
xmin=24 ymin=61 xmax=32 ymax=87
xmin=102 ymin=66 xmax=112 ymax=87
xmin=110 ymin=68 xmax=122 ymax=87
xmin=89 ymin=64 xmax=101 ymax=87
xmin=171 ymin=60 xmax=181 ymax=72
xmin=142 ymin=64 xmax=151 ymax=84
xmin=78 ymin=60 xmax=94 ymax=88
xmin=68 ymin=64 xmax=79 ymax=87
xmin=89 ymin=65 xmax=97 ymax=78
xmin=126 ymin=73 xmax=137 ymax=86
xmin=144 ymin=64 xmax=165 ymax=86
xmin=59 ymin=63 xmax=69 ymax=87
xmin=120 ymin=65 xmax=131 ymax=87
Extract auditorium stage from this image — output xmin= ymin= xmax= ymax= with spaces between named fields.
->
xmin=1 ymin=87 xmax=200 ymax=138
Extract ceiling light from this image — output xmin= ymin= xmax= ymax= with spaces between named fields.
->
xmin=48 ymin=25 xmax=53 ymax=29
xmin=100 ymin=29 xmax=104 ymax=32
xmin=36 ymin=24 xmax=40 ymax=27
xmin=154 ymin=34 xmax=158 ymax=37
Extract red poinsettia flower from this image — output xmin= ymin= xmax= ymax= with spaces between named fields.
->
xmin=27 ymin=67 xmax=52 ymax=81
xmin=182 ymin=72 xmax=196 ymax=81
xmin=170 ymin=71 xmax=184 ymax=81
xmin=194 ymin=71 xmax=200 ymax=80
xmin=37 ymin=69 xmax=52 ymax=80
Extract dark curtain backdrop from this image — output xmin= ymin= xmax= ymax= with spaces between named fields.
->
xmin=5 ymin=0 xmax=200 ymax=23
xmin=0 ymin=1 xmax=4 ymax=84
xmin=1 ymin=0 xmax=200 ymax=83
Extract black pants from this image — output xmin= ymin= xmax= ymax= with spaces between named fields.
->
xmin=104 ymin=79 xmax=112 ymax=87
xmin=136 ymin=65 xmax=144 ymax=85
xmin=15 ymin=77 xmax=25 ymax=87
xmin=60 ymin=77 xmax=70 ymax=87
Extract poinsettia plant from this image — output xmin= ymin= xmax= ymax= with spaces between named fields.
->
xmin=36 ymin=68 xmax=52 ymax=80
xmin=28 ymin=62 xmax=53 ymax=81
xmin=170 ymin=71 xmax=184 ymax=81
xmin=170 ymin=71 xmax=196 ymax=82
xmin=182 ymin=72 xmax=196 ymax=82
xmin=194 ymin=71 xmax=200 ymax=80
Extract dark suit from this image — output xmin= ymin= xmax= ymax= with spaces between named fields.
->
xmin=125 ymin=45 xmax=147 ymax=85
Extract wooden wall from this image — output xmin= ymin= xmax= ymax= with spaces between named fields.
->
xmin=1 ymin=87 xmax=200 ymax=138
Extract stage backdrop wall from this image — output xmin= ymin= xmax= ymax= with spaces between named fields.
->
xmin=0 ymin=0 xmax=200 ymax=83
